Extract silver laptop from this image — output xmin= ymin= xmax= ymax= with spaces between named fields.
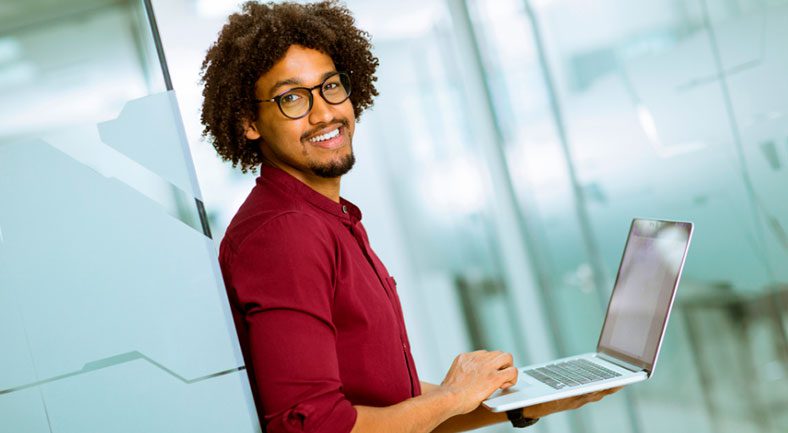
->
xmin=484 ymin=218 xmax=693 ymax=412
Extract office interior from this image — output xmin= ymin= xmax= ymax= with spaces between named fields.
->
xmin=1 ymin=0 xmax=786 ymax=432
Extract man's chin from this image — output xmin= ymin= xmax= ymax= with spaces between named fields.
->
xmin=311 ymin=152 xmax=356 ymax=178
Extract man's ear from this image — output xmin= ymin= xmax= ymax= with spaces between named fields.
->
xmin=243 ymin=119 xmax=262 ymax=141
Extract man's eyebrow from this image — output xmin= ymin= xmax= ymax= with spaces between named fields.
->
xmin=268 ymin=70 xmax=339 ymax=96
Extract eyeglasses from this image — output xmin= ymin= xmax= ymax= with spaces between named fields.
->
xmin=256 ymin=72 xmax=352 ymax=119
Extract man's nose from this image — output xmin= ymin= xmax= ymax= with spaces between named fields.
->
xmin=308 ymin=90 xmax=334 ymax=124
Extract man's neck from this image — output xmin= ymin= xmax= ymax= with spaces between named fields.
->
xmin=265 ymin=162 xmax=341 ymax=203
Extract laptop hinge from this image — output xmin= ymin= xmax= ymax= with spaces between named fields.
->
xmin=596 ymin=352 xmax=643 ymax=373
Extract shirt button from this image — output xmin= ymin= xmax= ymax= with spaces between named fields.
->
xmin=342 ymin=205 xmax=348 ymax=214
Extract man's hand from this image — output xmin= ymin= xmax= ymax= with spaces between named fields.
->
xmin=522 ymin=387 xmax=624 ymax=419
xmin=439 ymin=350 xmax=518 ymax=416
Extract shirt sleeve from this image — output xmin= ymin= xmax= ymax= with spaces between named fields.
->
xmin=229 ymin=212 xmax=357 ymax=433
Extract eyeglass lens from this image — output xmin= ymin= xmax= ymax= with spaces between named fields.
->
xmin=278 ymin=73 xmax=351 ymax=118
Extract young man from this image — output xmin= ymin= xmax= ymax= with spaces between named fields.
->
xmin=200 ymin=2 xmax=618 ymax=432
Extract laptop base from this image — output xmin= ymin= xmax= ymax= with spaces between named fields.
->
xmin=483 ymin=353 xmax=647 ymax=412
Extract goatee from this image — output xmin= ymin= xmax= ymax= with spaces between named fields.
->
xmin=311 ymin=152 xmax=356 ymax=178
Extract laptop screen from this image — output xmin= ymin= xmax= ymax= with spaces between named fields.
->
xmin=597 ymin=219 xmax=692 ymax=372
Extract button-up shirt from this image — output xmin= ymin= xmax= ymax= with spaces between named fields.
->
xmin=219 ymin=166 xmax=421 ymax=433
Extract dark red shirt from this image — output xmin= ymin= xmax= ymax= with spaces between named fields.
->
xmin=219 ymin=166 xmax=421 ymax=433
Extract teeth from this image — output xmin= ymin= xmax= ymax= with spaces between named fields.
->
xmin=308 ymin=128 xmax=340 ymax=142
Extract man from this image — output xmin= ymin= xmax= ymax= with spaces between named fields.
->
xmin=200 ymin=2 xmax=618 ymax=432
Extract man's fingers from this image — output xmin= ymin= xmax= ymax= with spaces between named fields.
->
xmin=497 ymin=366 xmax=518 ymax=387
xmin=588 ymin=393 xmax=604 ymax=402
xmin=491 ymin=351 xmax=514 ymax=369
xmin=523 ymin=386 xmax=624 ymax=418
xmin=594 ymin=387 xmax=621 ymax=398
xmin=497 ymin=366 xmax=518 ymax=380
xmin=579 ymin=388 xmax=618 ymax=404
xmin=561 ymin=390 xmax=610 ymax=409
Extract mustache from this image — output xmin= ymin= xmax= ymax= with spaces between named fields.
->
xmin=301 ymin=118 xmax=350 ymax=140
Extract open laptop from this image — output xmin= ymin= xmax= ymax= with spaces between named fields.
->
xmin=484 ymin=218 xmax=693 ymax=412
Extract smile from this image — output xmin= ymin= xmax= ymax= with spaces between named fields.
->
xmin=307 ymin=127 xmax=340 ymax=143
xmin=305 ymin=126 xmax=345 ymax=150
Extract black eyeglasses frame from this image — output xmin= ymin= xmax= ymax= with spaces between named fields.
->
xmin=255 ymin=71 xmax=352 ymax=120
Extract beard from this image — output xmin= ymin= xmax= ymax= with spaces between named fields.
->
xmin=310 ymin=151 xmax=356 ymax=178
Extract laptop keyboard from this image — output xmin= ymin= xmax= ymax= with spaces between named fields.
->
xmin=524 ymin=358 xmax=622 ymax=390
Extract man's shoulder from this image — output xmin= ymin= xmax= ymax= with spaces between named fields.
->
xmin=221 ymin=183 xmax=331 ymax=254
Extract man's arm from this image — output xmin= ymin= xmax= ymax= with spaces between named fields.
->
xmin=421 ymin=381 xmax=623 ymax=433
xmin=351 ymin=388 xmax=462 ymax=433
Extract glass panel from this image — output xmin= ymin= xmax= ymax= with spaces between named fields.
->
xmin=0 ymin=137 xmax=238 ymax=379
xmin=368 ymin=27 xmax=522 ymax=363
xmin=97 ymin=91 xmax=201 ymax=198
xmin=41 ymin=360 xmax=257 ymax=433
xmin=0 ymin=389 xmax=51 ymax=433
xmin=706 ymin=0 xmax=788 ymax=281
xmin=0 ymin=1 xmax=259 ymax=431
xmin=467 ymin=1 xmax=642 ymax=432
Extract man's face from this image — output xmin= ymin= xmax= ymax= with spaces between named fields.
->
xmin=246 ymin=45 xmax=356 ymax=179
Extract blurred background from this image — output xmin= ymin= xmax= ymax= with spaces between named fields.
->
xmin=1 ymin=0 xmax=787 ymax=432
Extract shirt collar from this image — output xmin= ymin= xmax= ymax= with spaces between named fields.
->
xmin=257 ymin=165 xmax=362 ymax=224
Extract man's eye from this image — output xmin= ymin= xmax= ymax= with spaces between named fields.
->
xmin=281 ymin=93 xmax=302 ymax=104
xmin=323 ymin=82 xmax=339 ymax=91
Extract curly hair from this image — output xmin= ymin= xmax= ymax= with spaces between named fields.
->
xmin=199 ymin=1 xmax=379 ymax=173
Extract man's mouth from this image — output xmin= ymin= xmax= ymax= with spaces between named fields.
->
xmin=307 ymin=127 xmax=340 ymax=143
xmin=304 ymin=124 xmax=347 ymax=150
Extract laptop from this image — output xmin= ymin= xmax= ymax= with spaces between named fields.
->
xmin=483 ymin=218 xmax=693 ymax=412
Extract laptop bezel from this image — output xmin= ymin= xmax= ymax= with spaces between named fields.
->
xmin=595 ymin=218 xmax=693 ymax=376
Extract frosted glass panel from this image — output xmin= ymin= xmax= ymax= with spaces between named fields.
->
xmin=715 ymin=4 xmax=788 ymax=282
xmin=40 ymin=361 xmax=257 ymax=433
xmin=0 ymin=1 xmax=259 ymax=432
xmin=0 ymin=96 xmax=258 ymax=433
xmin=0 ymin=389 xmax=51 ymax=433
xmin=0 ymin=136 xmax=240 ymax=380
xmin=98 ymin=91 xmax=199 ymax=198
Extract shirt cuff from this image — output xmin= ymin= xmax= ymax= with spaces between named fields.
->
xmin=263 ymin=390 xmax=357 ymax=433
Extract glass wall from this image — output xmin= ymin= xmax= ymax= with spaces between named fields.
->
xmin=0 ymin=1 xmax=260 ymax=432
